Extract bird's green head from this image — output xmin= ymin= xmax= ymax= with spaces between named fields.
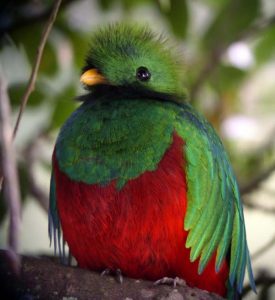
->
xmin=80 ymin=23 xmax=187 ymax=102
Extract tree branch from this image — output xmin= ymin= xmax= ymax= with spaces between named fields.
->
xmin=242 ymin=271 xmax=275 ymax=297
xmin=24 ymin=131 xmax=49 ymax=212
xmin=0 ymin=250 xmax=224 ymax=300
xmin=238 ymin=14 xmax=275 ymax=41
xmin=0 ymin=0 xmax=62 ymax=271
xmin=240 ymin=163 xmax=275 ymax=196
xmin=12 ymin=0 xmax=62 ymax=139
xmin=0 ymin=77 xmax=21 ymax=272
xmin=189 ymin=14 xmax=275 ymax=103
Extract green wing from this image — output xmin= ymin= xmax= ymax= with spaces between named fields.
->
xmin=175 ymin=103 xmax=255 ymax=293
xmin=48 ymin=171 xmax=66 ymax=261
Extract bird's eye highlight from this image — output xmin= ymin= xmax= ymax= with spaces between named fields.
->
xmin=136 ymin=66 xmax=151 ymax=82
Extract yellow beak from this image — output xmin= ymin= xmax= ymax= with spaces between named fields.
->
xmin=80 ymin=69 xmax=107 ymax=86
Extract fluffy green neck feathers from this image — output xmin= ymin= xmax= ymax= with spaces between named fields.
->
xmin=56 ymin=99 xmax=177 ymax=188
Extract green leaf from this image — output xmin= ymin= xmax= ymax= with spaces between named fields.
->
xmin=98 ymin=0 xmax=151 ymax=11
xmin=55 ymin=22 xmax=89 ymax=70
xmin=254 ymin=25 xmax=275 ymax=64
xmin=203 ymin=0 xmax=260 ymax=50
xmin=98 ymin=0 xmax=116 ymax=10
xmin=211 ymin=65 xmax=246 ymax=92
xmin=158 ymin=0 xmax=188 ymax=39
xmin=50 ymin=86 xmax=77 ymax=130
xmin=10 ymin=24 xmax=58 ymax=76
xmin=203 ymin=0 xmax=230 ymax=9
xmin=121 ymin=0 xmax=152 ymax=11
xmin=8 ymin=83 xmax=45 ymax=107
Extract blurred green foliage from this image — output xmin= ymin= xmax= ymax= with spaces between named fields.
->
xmin=0 ymin=0 xmax=275 ymax=225
xmin=203 ymin=0 xmax=260 ymax=50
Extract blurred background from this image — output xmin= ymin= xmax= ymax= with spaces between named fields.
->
xmin=0 ymin=0 xmax=275 ymax=299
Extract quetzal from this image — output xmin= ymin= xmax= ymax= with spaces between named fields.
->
xmin=49 ymin=24 xmax=255 ymax=298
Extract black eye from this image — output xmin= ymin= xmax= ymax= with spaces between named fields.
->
xmin=136 ymin=66 xmax=151 ymax=82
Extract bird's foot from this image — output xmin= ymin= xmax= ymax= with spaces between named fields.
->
xmin=101 ymin=268 xmax=111 ymax=276
xmin=154 ymin=276 xmax=186 ymax=288
xmin=101 ymin=268 xmax=123 ymax=284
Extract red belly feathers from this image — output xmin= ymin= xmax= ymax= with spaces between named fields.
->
xmin=54 ymin=134 xmax=229 ymax=296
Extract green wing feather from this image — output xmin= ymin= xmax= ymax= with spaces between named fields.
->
xmin=175 ymin=103 xmax=255 ymax=294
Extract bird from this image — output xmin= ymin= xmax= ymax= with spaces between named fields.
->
xmin=48 ymin=23 xmax=255 ymax=299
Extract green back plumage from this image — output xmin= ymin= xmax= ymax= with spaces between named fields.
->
xmin=49 ymin=23 xmax=255 ymax=297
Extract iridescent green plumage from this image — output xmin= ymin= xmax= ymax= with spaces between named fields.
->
xmin=56 ymin=99 xmax=176 ymax=188
xmin=174 ymin=105 xmax=255 ymax=293
xmin=49 ymin=23 xmax=255 ymax=298
xmin=84 ymin=24 xmax=187 ymax=98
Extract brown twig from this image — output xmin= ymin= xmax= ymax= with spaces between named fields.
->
xmin=0 ymin=77 xmax=21 ymax=272
xmin=0 ymin=0 xmax=62 ymax=273
xmin=12 ymin=0 xmax=62 ymax=139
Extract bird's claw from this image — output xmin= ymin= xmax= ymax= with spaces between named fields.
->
xmin=116 ymin=268 xmax=123 ymax=284
xmin=101 ymin=268 xmax=123 ymax=284
xmin=154 ymin=276 xmax=186 ymax=288
xmin=101 ymin=268 xmax=111 ymax=276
